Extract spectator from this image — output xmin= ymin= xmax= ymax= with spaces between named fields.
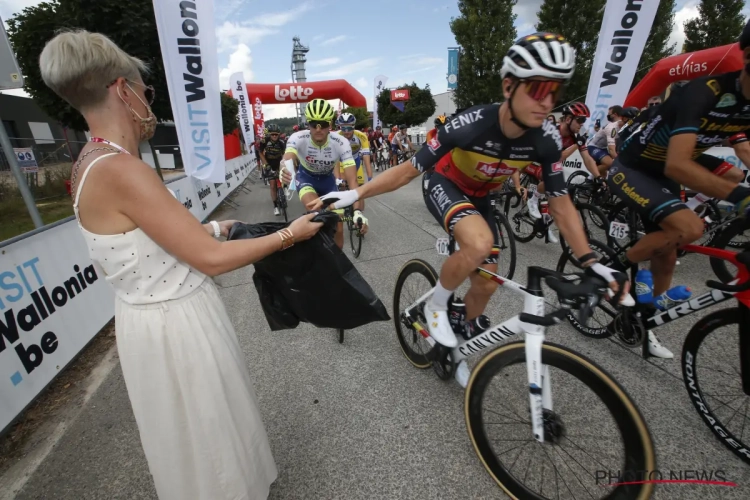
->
xmin=546 ymin=114 xmax=557 ymax=125
xmin=39 ymin=29 xmax=323 ymax=500
xmin=647 ymin=95 xmax=662 ymax=107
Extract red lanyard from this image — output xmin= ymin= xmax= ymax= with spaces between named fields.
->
xmin=90 ymin=137 xmax=132 ymax=155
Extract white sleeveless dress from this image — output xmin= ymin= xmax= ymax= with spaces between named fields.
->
xmin=74 ymin=153 xmax=277 ymax=499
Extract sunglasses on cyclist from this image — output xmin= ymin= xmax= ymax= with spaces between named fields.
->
xmin=572 ymin=116 xmax=587 ymax=124
xmin=519 ymin=79 xmax=564 ymax=102
xmin=340 ymin=126 xmax=355 ymax=132
xmin=308 ymin=120 xmax=330 ymax=130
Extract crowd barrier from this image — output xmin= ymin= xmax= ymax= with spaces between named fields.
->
xmin=0 ymin=154 xmax=257 ymax=433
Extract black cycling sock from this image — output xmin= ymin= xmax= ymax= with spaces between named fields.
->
xmin=727 ymin=185 xmax=750 ymax=205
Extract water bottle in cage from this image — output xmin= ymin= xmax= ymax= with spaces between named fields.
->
xmin=448 ymin=296 xmax=467 ymax=335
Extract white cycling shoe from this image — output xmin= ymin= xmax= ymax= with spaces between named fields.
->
xmin=423 ymin=301 xmax=458 ymax=347
xmin=527 ymin=199 xmax=542 ymax=219
xmin=547 ymin=227 xmax=559 ymax=244
xmin=647 ymin=331 xmax=674 ymax=359
xmin=273 ymin=207 xmax=280 ymax=216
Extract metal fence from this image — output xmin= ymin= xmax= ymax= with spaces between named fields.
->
xmin=0 ymin=137 xmax=87 ymax=171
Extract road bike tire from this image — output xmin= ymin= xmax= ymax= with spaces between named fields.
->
xmin=493 ymin=212 xmax=516 ymax=280
xmin=393 ymin=259 xmax=438 ymax=369
xmin=466 ymin=341 xmax=655 ymax=500
xmin=709 ymin=217 xmax=750 ymax=283
xmin=566 ymin=171 xmax=591 ymax=203
xmin=556 ymin=239 xmax=620 ymax=338
xmin=338 ymin=328 xmax=345 ymax=344
xmin=277 ymin=186 xmax=288 ymax=222
xmin=575 ymin=201 xmax=612 ymax=247
xmin=350 ymin=221 xmax=362 ymax=258
xmin=682 ymin=307 xmax=750 ymax=465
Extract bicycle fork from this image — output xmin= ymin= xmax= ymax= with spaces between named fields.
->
xmin=522 ymin=292 xmax=553 ymax=443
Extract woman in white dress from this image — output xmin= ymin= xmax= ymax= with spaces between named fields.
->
xmin=38 ymin=30 xmax=323 ymax=500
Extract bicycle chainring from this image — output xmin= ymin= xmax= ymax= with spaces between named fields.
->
xmin=612 ymin=310 xmax=646 ymax=347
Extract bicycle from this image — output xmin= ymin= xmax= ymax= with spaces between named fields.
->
xmin=262 ymin=166 xmax=288 ymax=222
xmin=393 ymin=238 xmax=655 ymax=499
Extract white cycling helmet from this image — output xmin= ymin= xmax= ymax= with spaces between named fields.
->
xmin=501 ymin=32 xmax=576 ymax=81
xmin=337 ymin=112 xmax=356 ymax=126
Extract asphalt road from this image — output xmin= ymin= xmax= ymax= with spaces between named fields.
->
xmin=9 ymin=169 xmax=750 ymax=499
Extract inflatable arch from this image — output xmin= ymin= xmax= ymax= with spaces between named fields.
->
xmin=625 ymin=43 xmax=743 ymax=109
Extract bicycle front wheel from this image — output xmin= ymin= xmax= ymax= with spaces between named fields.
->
xmin=493 ymin=212 xmax=516 ymax=280
xmin=350 ymin=222 xmax=362 ymax=258
xmin=393 ymin=259 xmax=438 ymax=368
xmin=682 ymin=307 xmax=750 ymax=465
xmin=466 ymin=341 xmax=655 ymax=500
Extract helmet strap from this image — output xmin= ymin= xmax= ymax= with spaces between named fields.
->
xmin=507 ymin=83 xmax=532 ymax=131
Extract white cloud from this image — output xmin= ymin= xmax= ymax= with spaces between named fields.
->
xmin=215 ymin=2 xmax=313 ymax=53
xmin=262 ymin=103 xmax=298 ymax=120
xmin=307 ymin=57 xmax=341 ymax=68
xmin=321 ymin=35 xmax=347 ymax=46
xmin=355 ymin=77 xmax=368 ymax=89
xmin=313 ymin=34 xmax=326 ymax=42
xmin=218 ymin=44 xmax=253 ymax=90
xmin=512 ymin=0 xmax=543 ymax=33
xmin=0 ymin=0 xmax=40 ymax=22
xmin=669 ymin=0 xmax=700 ymax=53
xmin=399 ymin=53 xmax=425 ymax=60
xmin=405 ymin=66 xmax=436 ymax=75
xmin=309 ymin=58 xmax=380 ymax=78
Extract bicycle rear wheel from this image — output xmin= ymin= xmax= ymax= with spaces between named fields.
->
xmin=350 ymin=221 xmax=362 ymax=258
xmin=709 ymin=217 xmax=750 ymax=283
xmin=393 ymin=259 xmax=438 ymax=368
xmin=466 ymin=341 xmax=655 ymax=500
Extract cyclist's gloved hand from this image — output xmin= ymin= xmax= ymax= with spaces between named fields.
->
xmin=335 ymin=178 xmax=344 ymax=186
xmin=585 ymin=262 xmax=634 ymax=307
xmin=320 ymin=189 xmax=359 ymax=210
xmin=594 ymin=176 xmax=607 ymax=187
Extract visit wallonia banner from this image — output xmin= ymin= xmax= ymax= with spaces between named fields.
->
xmin=152 ymin=0 xmax=225 ymax=183
xmin=585 ymin=0 xmax=659 ymax=131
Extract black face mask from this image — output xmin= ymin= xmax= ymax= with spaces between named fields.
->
xmin=607 ymin=114 xmax=614 ymax=122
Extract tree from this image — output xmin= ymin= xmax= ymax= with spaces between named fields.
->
xmin=536 ymin=0 xmax=606 ymax=104
xmin=6 ymin=0 xmax=172 ymax=131
xmin=220 ymin=93 xmax=239 ymax=136
xmin=449 ymin=0 xmax=518 ymax=108
xmin=376 ymin=83 xmax=436 ymax=127
xmin=340 ymin=107 xmax=369 ymax=128
xmin=631 ymin=0 xmax=677 ymax=89
xmin=264 ymin=117 xmax=299 ymax=135
xmin=683 ymin=0 xmax=746 ymax=53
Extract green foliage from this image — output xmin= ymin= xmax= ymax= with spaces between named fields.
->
xmin=265 ymin=117 xmax=299 ymax=135
xmin=375 ymin=83 xmax=436 ymax=127
xmin=220 ymin=93 xmax=239 ymax=136
xmin=6 ymin=0 xmax=172 ymax=131
xmin=536 ymin=0 xmax=606 ymax=104
xmin=632 ymin=0 xmax=677 ymax=89
xmin=339 ymin=107 xmax=370 ymax=128
xmin=449 ymin=0 xmax=518 ymax=108
xmin=683 ymin=0 xmax=747 ymax=53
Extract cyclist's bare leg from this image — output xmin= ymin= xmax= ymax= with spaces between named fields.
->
xmin=438 ymin=214 xmax=494 ymax=292
xmin=722 ymin=166 xmax=746 ymax=184
xmin=625 ymin=209 xmax=703 ymax=289
xmin=597 ymin=156 xmax=614 ymax=175
xmin=465 ymin=263 xmax=498 ymax=321
xmin=536 ymin=181 xmax=546 ymax=195
xmin=270 ymin=178 xmax=277 ymax=203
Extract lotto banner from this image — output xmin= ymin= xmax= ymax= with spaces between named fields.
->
xmin=230 ymin=72 xmax=255 ymax=151
xmin=152 ymin=0 xmax=225 ymax=183
xmin=585 ymin=0 xmax=659 ymax=132
xmin=373 ymin=75 xmax=388 ymax=129
xmin=251 ymin=95 xmax=264 ymax=140
xmin=447 ymin=48 xmax=459 ymax=89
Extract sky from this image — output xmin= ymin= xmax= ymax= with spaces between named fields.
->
xmin=1 ymin=0 xmax=749 ymax=120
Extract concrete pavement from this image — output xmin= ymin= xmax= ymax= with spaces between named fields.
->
xmin=7 ymin=170 xmax=750 ymax=499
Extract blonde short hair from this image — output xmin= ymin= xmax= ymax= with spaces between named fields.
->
xmin=39 ymin=30 xmax=149 ymax=112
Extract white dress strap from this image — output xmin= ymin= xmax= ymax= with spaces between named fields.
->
xmin=73 ymin=153 xmax=120 ymax=214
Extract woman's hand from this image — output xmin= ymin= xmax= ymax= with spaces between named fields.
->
xmin=218 ymin=220 xmax=241 ymax=238
xmin=287 ymin=213 xmax=323 ymax=242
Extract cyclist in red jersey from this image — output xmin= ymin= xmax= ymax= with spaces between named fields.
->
xmin=427 ymin=114 xmax=448 ymax=143
xmin=527 ymin=102 xmax=602 ymax=222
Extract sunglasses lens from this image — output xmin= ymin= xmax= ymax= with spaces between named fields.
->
xmin=576 ymin=117 xmax=587 ymax=124
xmin=341 ymin=127 xmax=354 ymax=132
xmin=524 ymin=80 xmax=562 ymax=101
xmin=309 ymin=121 xmax=330 ymax=129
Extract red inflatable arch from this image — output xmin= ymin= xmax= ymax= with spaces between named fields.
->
xmin=227 ymin=79 xmax=367 ymax=142
xmin=625 ymin=43 xmax=744 ymax=109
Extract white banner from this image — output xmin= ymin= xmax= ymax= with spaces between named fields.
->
xmin=585 ymin=0 xmax=659 ymax=134
xmin=0 ymin=154 xmax=255 ymax=432
xmin=373 ymin=75 xmax=388 ymax=129
xmin=152 ymin=0 xmax=225 ymax=183
xmin=230 ymin=72 xmax=255 ymax=153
